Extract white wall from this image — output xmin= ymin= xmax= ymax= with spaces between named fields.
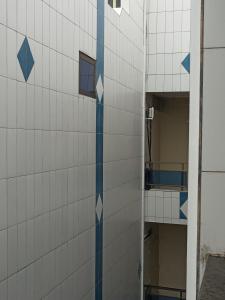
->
xmin=200 ymin=0 xmax=225 ymax=282
xmin=186 ymin=0 xmax=201 ymax=298
xmin=146 ymin=0 xmax=191 ymax=92
xmin=0 ymin=0 xmax=144 ymax=299
xmin=104 ymin=1 xmax=144 ymax=299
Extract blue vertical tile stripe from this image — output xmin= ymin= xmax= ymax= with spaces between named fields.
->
xmin=95 ymin=0 xmax=104 ymax=299
xmin=17 ymin=37 xmax=34 ymax=82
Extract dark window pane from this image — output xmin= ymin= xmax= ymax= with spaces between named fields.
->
xmin=116 ymin=0 xmax=121 ymax=7
xmin=108 ymin=0 xmax=121 ymax=8
xmin=79 ymin=52 xmax=96 ymax=98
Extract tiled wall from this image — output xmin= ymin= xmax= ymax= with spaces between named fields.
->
xmin=146 ymin=0 xmax=191 ymax=92
xmin=0 ymin=0 xmax=144 ymax=299
xmin=145 ymin=189 xmax=188 ymax=225
xmin=103 ymin=1 xmax=144 ymax=299
xmin=200 ymin=0 xmax=225 ymax=282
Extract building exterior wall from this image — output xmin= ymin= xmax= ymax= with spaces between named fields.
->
xmin=186 ymin=0 xmax=201 ymax=298
xmin=200 ymin=0 xmax=225 ymax=283
xmin=0 ymin=0 xmax=144 ymax=299
xmin=103 ymin=1 xmax=144 ymax=299
xmin=146 ymin=0 xmax=191 ymax=92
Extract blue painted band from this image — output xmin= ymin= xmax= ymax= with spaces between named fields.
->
xmin=95 ymin=0 xmax=104 ymax=299
xmin=145 ymin=169 xmax=188 ymax=188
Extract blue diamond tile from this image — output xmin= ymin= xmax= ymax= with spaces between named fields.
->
xmin=182 ymin=53 xmax=190 ymax=73
xmin=17 ymin=37 xmax=34 ymax=82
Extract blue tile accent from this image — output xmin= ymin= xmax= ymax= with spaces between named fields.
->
xmin=95 ymin=0 xmax=104 ymax=299
xmin=179 ymin=191 xmax=188 ymax=220
xmin=182 ymin=53 xmax=190 ymax=74
xmin=180 ymin=191 xmax=188 ymax=206
xmin=145 ymin=169 xmax=188 ymax=188
xmin=17 ymin=37 xmax=34 ymax=82
xmin=180 ymin=209 xmax=187 ymax=220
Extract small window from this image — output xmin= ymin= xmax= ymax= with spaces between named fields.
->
xmin=79 ymin=52 xmax=96 ymax=99
xmin=108 ymin=0 xmax=121 ymax=8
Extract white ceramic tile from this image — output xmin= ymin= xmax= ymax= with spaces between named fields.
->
xmin=156 ymin=75 xmax=164 ymax=91
xmin=173 ymin=32 xmax=182 ymax=53
xmin=158 ymin=0 xmax=166 ymax=12
xmin=182 ymin=10 xmax=190 ymax=32
xmin=202 ymin=49 xmax=225 ymax=171
xmin=166 ymin=11 xmax=174 ymax=33
xmin=156 ymin=197 xmax=164 ymax=218
xmin=7 ymin=0 xmax=17 ymax=30
xmin=166 ymin=0 xmax=174 ymax=11
xmin=157 ymin=33 xmax=165 ymax=53
xmin=173 ymin=74 xmax=181 ymax=91
xmin=183 ymin=0 xmax=191 ymax=10
xmin=18 ymin=222 xmax=27 ymax=269
xmin=0 ymin=0 xmax=7 ymax=25
xmin=174 ymin=11 xmax=182 ymax=32
xmin=181 ymin=74 xmax=189 ymax=91
xmin=7 ymin=225 xmax=18 ymax=276
xmin=148 ymin=55 xmax=157 ymax=75
xmin=201 ymin=173 xmax=225 ymax=252
xmin=0 ymin=129 xmax=6 ymax=179
xmin=17 ymin=176 xmax=27 ymax=223
xmin=165 ymin=54 xmax=173 ymax=74
xmin=17 ymin=0 xmax=26 ymax=34
xmin=148 ymin=34 xmax=157 ymax=54
xmin=204 ymin=0 xmax=225 ymax=48
xmin=148 ymin=196 xmax=156 ymax=217
xmin=165 ymin=33 xmax=173 ymax=53
xmin=7 ymin=178 xmax=17 ymax=227
xmin=173 ymin=53 xmax=182 ymax=74
xmin=0 ymin=229 xmax=7 ymax=281
xmin=148 ymin=13 xmax=157 ymax=33
xmin=7 ymin=29 xmax=17 ymax=79
xmin=0 ymin=25 xmax=7 ymax=76
xmin=0 ymin=280 xmax=7 ymax=300
xmin=7 ymin=79 xmax=17 ymax=128
xmin=172 ymin=191 xmax=180 ymax=198
xmin=149 ymin=0 xmax=157 ymax=12
xmin=157 ymin=54 xmax=165 ymax=74
xmin=157 ymin=12 xmax=165 ymax=33
xmin=174 ymin=0 xmax=183 ymax=11
xmin=172 ymin=197 xmax=180 ymax=219
xmin=164 ymin=197 xmax=172 ymax=218
xmin=0 ymin=1 xmax=144 ymax=299
xmin=17 ymin=129 xmax=26 ymax=176
xmin=182 ymin=31 xmax=190 ymax=52
xmin=164 ymin=75 xmax=173 ymax=91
